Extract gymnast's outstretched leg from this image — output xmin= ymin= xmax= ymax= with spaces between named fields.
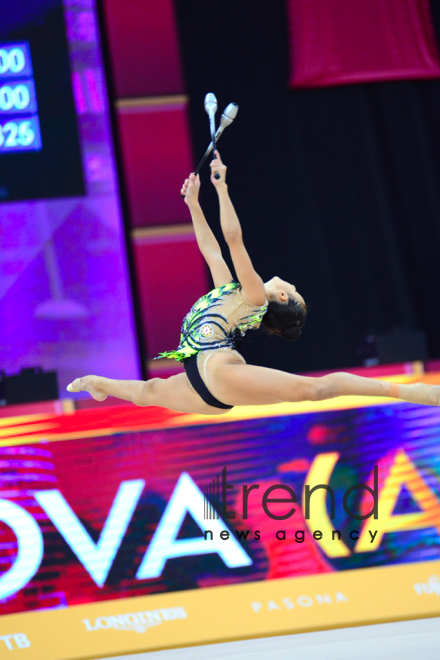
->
xmin=205 ymin=353 xmax=440 ymax=407
xmin=67 ymin=374 xmax=229 ymax=415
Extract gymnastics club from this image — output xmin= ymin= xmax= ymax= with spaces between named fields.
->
xmin=195 ymin=102 xmax=238 ymax=175
xmin=180 ymin=102 xmax=239 ymax=197
xmin=204 ymin=93 xmax=220 ymax=179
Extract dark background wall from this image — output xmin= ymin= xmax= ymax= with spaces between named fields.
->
xmin=173 ymin=0 xmax=440 ymax=374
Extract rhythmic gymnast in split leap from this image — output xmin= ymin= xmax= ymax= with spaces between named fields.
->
xmin=67 ymin=152 xmax=440 ymax=413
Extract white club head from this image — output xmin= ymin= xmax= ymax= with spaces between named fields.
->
xmin=219 ymin=102 xmax=239 ymax=129
xmin=204 ymin=93 xmax=218 ymax=116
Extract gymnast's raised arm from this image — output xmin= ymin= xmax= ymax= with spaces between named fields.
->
xmin=181 ymin=172 xmax=233 ymax=287
xmin=210 ymin=151 xmax=266 ymax=307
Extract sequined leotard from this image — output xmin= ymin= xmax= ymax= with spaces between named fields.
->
xmin=157 ymin=282 xmax=268 ymax=395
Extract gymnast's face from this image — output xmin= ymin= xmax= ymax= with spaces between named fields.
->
xmin=264 ymin=276 xmax=305 ymax=306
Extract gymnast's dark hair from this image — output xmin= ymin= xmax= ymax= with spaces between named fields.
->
xmin=261 ymin=296 xmax=307 ymax=341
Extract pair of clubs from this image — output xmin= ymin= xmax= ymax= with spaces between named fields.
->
xmin=181 ymin=95 xmax=239 ymax=197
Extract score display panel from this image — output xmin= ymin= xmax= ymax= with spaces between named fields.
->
xmin=0 ymin=0 xmax=84 ymax=200
xmin=0 ymin=42 xmax=42 ymax=152
xmin=0 ymin=0 xmax=142 ymax=406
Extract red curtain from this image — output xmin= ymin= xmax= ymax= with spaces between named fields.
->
xmin=287 ymin=0 xmax=440 ymax=88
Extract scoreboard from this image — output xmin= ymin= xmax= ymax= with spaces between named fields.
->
xmin=0 ymin=42 xmax=42 ymax=152
xmin=0 ymin=0 xmax=85 ymax=201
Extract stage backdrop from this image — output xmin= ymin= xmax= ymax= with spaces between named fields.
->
xmin=1 ymin=382 xmax=440 ymax=656
xmin=0 ymin=0 xmax=142 ymax=394
xmin=287 ymin=0 xmax=440 ymax=88
xmin=173 ymin=0 xmax=440 ymax=374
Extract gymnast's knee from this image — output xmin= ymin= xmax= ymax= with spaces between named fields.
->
xmin=135 ymin=378 xmax=161 ymax=406
xmin=306 ymin=375 xmax=335 ymax=401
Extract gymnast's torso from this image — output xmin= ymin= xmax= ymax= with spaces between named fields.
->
xmin=158 ymin=281 xmax=268 ymax=389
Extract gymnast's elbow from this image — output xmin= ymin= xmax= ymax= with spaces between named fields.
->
xmin=224 ymin=229 xmax=242 ymax=245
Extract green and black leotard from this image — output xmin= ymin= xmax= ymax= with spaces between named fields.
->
xmin=156 ymin=282 xmax=268 ymax=408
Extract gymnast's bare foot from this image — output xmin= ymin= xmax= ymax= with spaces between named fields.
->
xmin=67 ymin=376 xmax=107 ymax=401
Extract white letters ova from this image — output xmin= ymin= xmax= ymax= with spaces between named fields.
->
xmin=0 ymin=473 xmax=251 ymax=599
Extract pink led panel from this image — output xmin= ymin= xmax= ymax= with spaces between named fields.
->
xmin=132 ymin=230 xmax=209 ymax=359
xmin=117 ymin=103 xmax=194 ymax=227
xmin=102 ymin=0 xmax=184 ymax=97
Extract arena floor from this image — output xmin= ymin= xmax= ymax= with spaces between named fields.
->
xmin=106 ymin=616 xmax=440 ymax=660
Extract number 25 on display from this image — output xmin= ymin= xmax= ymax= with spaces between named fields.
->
xmin=0 ymin=118 xmax=41 ymax=151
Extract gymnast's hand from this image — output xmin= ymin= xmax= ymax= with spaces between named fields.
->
xmin=210 ymin=150 xmax=227 ymax=188
xmin=181 ymin=173 xmax=200 ymax=206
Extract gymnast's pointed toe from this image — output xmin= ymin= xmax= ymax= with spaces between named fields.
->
xmin=67 ymin=378 xmax=82 ymax=392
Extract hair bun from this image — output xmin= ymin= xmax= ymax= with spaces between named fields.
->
xmin=261 ymin=296 xmax=306 ymax=342
xmin=280 ymin=325 xmax=302 ymax=342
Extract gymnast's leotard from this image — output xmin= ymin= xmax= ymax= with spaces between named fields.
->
xmin=157 ymin=282 xmax=268 ymax=409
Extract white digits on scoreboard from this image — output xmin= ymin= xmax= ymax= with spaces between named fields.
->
xmin=0 ymin=50 xmax=9 ymax=75
xmin=0 ymin=43 xmax=40 ymax=152
xmin=0 ymin=121 xmax=35 ymax=148
xmin=18 ymin=120 xmax=35 ymax=145
xmin=0 ymin=48 xmax=26 ymax=75
xmin=14 ymin=85 xmax=30 ymax=109
xmin=0 ymin=84 xmax=31 ymax=111
xmin=0 ymin=122 xmax=16 ymax=147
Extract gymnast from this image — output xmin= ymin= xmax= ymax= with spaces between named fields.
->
xmin=67 ymin=151 xmax=440 ymax=412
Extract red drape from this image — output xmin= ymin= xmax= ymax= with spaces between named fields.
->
xmin=287 ymin=0 xmax=440 ymax=88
